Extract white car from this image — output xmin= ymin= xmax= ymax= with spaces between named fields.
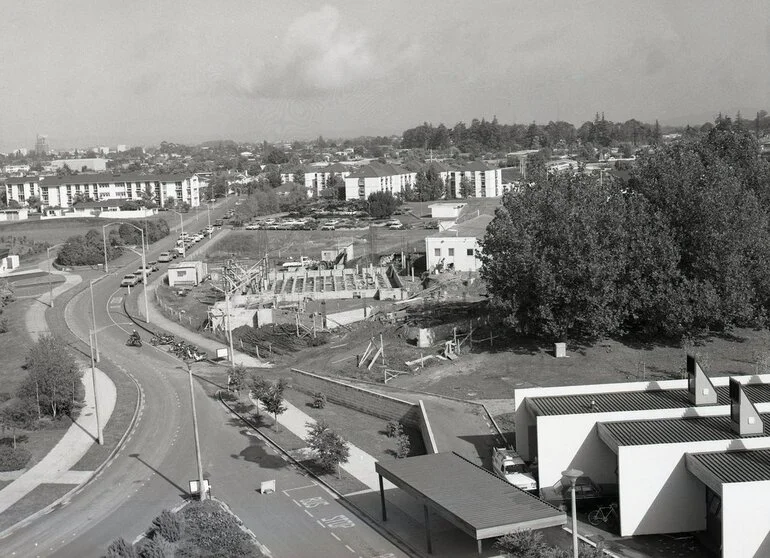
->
xmin=121 ymin=274 xmax=140 ymax=287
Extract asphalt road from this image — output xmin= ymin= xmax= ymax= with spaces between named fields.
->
xmin=0 ymin=200 xmax=407 ymax=557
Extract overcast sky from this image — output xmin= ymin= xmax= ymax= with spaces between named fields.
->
xmin=1 ymin=0 xmax=768 ymax=151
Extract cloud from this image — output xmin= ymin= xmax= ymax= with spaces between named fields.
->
xmin=225 ymin=5 xmax=418 ymax=99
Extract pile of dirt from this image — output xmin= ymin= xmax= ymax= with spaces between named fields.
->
xmin=232 ymin=323 xmax=331 ymax=356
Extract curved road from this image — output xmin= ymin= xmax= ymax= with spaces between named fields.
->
xmin=1 ymin=202 xmax=408 ymax=558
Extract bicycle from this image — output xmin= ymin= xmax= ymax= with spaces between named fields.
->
xmin=588 ymin=503 xmax=618 ymax=526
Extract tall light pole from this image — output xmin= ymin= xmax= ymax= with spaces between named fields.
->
xmin=562 ymin=468 xmax=583 ymax=558
xmin=104 ymin=222 xmax=151 ymax=323
xmin=187 ymin=362 xmax=206 ymax=500
xmin=89 ymin=279 xmax=101 ymax=363
xmin=46 ymin=243 xmax=63 ymax=308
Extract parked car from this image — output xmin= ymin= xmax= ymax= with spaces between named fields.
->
xmin=120 ymin=274 xmax=140 ymax=287
xmin=147 ymin=260 xmax=160 ymax=272
xmin=158 ymin=252 xmax=173 ymax=263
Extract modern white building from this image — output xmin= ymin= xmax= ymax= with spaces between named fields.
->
xmin=424 ymin=214 xmax=492 ymax=272
xmin=303 ymin=162 xmax=351 ymax=197
xmin=446 ymin=162 xmax=503 ymax=198
xmin=4 ymin=173 xmax=202 ymax=209
xmin=343 ymin=162 xmax=416 ymax=200
xmin=429 ymin=202 xmax=466 ymax=221
xmin=513 ymin=359 xmax=770 ymax=558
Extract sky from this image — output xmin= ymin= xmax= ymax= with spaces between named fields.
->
xmin=1 ymin=0 xmax=769 ymax=151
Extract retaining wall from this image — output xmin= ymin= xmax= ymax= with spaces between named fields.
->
xmin=324 ymin=306 xmax=372 ymax=329
xmin=288 ymin=368 xmax=420 ymax=428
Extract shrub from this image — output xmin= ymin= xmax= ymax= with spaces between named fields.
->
xmin=219 ymin=390 xmax=238 ymax=402
xmin=137 ymin=537 xmax=166 ymax=558
xmin=312 ymin=392 xmax=326 ymax=409
xmin=386 ymin=421 xmax=403 ymax=438
xmin=0 ymin=317 xmax=8 ymax=334
xmin=181 ymin=500 xmax=263 ymax=557
xmin=152 ymin=509 xmax=184 ymax=543
xmin=0 ymin=446 xmax=31 ymax=471
xmin=105 ymin=537 xmax=137 ymax=558
xmin=494 ymin=529 xmax=545 ymax=557
xmin=396 ymin=432 xmax=411 ymax=458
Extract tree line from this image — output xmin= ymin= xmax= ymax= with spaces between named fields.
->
xmin=480 ymin=118 xmax=770 ymax=341
xmin=55 ymin=218 xmax=170 ymax=267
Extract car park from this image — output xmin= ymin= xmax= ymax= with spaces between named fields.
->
xmin=120 ymin=274 xmax=140 ymax=287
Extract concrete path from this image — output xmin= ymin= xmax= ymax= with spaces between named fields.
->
xmin=25 ymin=257 xmax=82 ymax=340
xmin=250 ymin=395 xmax=395 ymax=492
xmin=145 ymin=283 xmax=268 ymax=368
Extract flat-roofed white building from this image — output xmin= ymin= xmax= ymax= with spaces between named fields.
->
xmin=303 ymin=162 xmax=351 ymax=197
xmin=4 ymin=173 xmax=202 ymax=209
xmin=425 ymin=214 xmax=492 ymax=272
xmin=513 ymin=359 xmax=770 ymax=557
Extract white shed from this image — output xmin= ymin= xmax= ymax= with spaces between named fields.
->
xmin=168 ymin=261 xmax=208 ymax=287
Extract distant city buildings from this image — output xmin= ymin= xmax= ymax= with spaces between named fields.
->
xmin=35 ymin=134 xmax=49 ymax=155
xmin=50 ymin=158 xmax=107 ymax=172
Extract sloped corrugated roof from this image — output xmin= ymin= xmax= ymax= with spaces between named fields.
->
xmin=346 ymin=162 xmax=411 ymax=179
xmin=687 ymin=449 xmax=770 ymax=483
xmin=529 ymin=383 xmax=770 ymax=416
xmin=375 ymin=452 xmax=564 ymax=539
xmin=599 ymin=414 xmax=770 ymax=446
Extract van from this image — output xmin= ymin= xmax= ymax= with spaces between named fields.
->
xmin=491 ymin=448 xmax=537 ymax=491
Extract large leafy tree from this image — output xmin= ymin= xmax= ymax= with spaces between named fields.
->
xmin=18 ymin=335 xmax=83 ymax=419
xmin=367 ymin=191 xmax=398 ymax=219
xmin=480 ymin=173 xmax=680 ymax=340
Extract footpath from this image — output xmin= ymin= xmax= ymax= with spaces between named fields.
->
xmin=0 ymin=261 xmax=118 ymax=531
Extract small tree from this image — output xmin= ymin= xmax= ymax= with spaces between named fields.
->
xmin=165 ymin=196 xmax=176 ymax=209
xmin=261 ymin=389 xmax=287 ymax=431
xmin=1 ymin=399 xmax=36 ymax=448
xmin=459 ymin=175 xmax=473 ymax=198
xmin=249 ymin=375 xmax=271 ymax=416
xmin=306 ymin=420 xmax=350 ymax=478
xmin=228 ymin=364 xmax=247 ymax=396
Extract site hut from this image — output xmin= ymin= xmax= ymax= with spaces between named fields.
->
xmin=424 ymin=214 xmax=492 ymax=273
xmin=513 ymin=358 xmax=770 ymax=558
xmin=167 ymin=261 xmax=208 ymax=288
xmin=428 ymin=202 xmax=466 ymax=230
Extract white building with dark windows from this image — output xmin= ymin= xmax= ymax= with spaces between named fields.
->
xmin=424 ymin=214 xmax=492 ymax=272
xmin=303 ymin=162 xmax=351 ymax=197
xmin=4 ymin=173 xmax=202 ymax=209
xmin=343 ymin=162 xmax=416 ymax=200
xmin=446 ymin=162 xmax=502 ymax=198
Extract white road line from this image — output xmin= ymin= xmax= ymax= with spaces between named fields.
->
xmin=316 ymin=519 xmax=326 ymax=528
xmin=282 ymin=483 xmax=317 ymax=494
xmin=304 ymin=509 xmax=313 ymax=518
xmin=292 ymin=499 xmax=302 ymax=507
xmin=345 ymin=544 xmax=355 ymax=553
xmin=330 ymin=532 xmax=341 ymax=541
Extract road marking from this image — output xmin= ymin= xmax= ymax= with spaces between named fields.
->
xmin=330 ymin=532 xmax=340 ymax=541
xmin=320 ymin=515 xmax=355 ymax=529
xmin=282 ymin=483 xmax=317 ymax=494
xmin=299 ymin=496 xmax=329 ymax=508
xmin=345 ymin=544 xmax=355 ymax=553
xmin=304 ymin=509 xmax=314 ymax=518
xmin=316 ymin=519 xmax=325 ymax=528
xmin=292 ymin=499 xmax=302 ymax=507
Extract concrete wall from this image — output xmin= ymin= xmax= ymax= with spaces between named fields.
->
xmin=618 ymin=438 xmax=770 ymax=537
xmin=324 ymin=306 xmax=372 ymax=329
xmin=722 ymin=481 xmax=770 ymax=558
xmin=288 ymin=368 xmax=420 ymax=428
xmin=418 ymin=400 xmax=439 ymax=454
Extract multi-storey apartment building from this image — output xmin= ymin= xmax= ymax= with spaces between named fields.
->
xmin=343 ymin=162 xmax=416 ymax=200
xmin=303 ymin=163 xmax=351 ymax=197
xmin=446 ymin=161 xmax=502 ymax=198
xmin=4 ymin=173 xmax=202 ymax=209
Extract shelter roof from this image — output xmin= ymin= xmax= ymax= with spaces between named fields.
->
xmin=375 ymin=452 xmax=564 ymax=540
xmin=687 ymin=449 xmax=770 ymax=484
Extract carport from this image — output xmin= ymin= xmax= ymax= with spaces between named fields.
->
xmin=375 ymin=452 xmax=566 ymax=555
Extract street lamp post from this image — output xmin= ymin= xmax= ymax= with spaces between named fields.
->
xmin=103 ymin=222 xmax=150 ymax=323
xmin=187 ymin=363 xmax=206 ymax=500
xmin=46 ymin=243 xmax=63 ymax=308
xmin=88 ymin=328 xmax=104 ymax=445
xmin=89 ymin=279 xmax=101 ymax=363
xmin=562 ymin=468 xmax=584 ymax=558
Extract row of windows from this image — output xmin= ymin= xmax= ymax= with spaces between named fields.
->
xmin=434 ymin=247 xmax=474 ymax=257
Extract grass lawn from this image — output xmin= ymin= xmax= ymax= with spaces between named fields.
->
xmin=0 ymin=483 xmax=76 ymax=533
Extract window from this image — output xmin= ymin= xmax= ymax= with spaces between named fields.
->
xmin=467 ymin=248 xmax=474 ymax=256
xmin=448 ymin=248 xmax=454 ymax=257
xmin=434 ymin=248 xmax=440 ymax=257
